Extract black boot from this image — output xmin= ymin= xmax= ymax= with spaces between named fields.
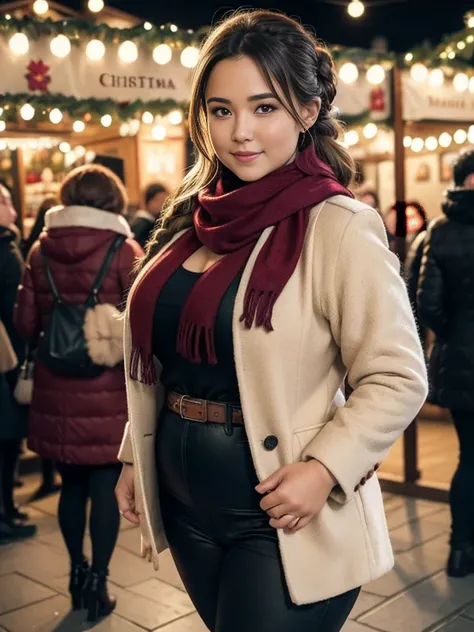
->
xmin=85 ymin=570 xmax=116 ymax=622
xmin=447 ymin=543 xmax=474 ymax=578
xmin=0 ymin=516 xmax=36 ymax=543
xmin=69 ymin=559 xmax=89 ymax=610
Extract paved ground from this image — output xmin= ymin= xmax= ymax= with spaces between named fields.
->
xmin=1 ymin=476 xmax=474 ymax=632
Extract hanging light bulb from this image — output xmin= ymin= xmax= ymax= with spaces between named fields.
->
xmin=50 ymin=34 xmax=71 ymax=58
xmin=59 ymin=141 xmax=71 ymax=153
xmin=411 ymin=137 xmax=424 ymax=152
xmin=339 ymin=62 xmax=359 ymax=85
xmin=141 ymin=111 xmax=154 ymax=125
xmin=153 ymin=44 xmax=172 ymax=65
xmin=144 ymin=22 xmax=153 ymax=31
xmin=20 ymin=103 xmax=35 ymax=121
xmin=453 ymin=73 xmax=469 ymax=92
xmin=403 ymin=136 xmax=412 ymax=149
xmin=151 ymin=124 xmax=167 ymax=141
xmin=170 ymin=24 xmax=178 ymax=32
xmin=468 ymin=15 xmax=474 ymax=28
xmin=405 ymin=53 xmax=413 ymax=62
xmin=118 ymin=41 xmax=138 ymax=64
xmin=428 ymin=68 xmax=444 ymax=88
xmin=129 ymin=119 xmax=141 ymax=135
xmin=425 ymin=136 xmax=438 ymax=151
xmin=181 ymin=46 xmax=199 ymax=68
xmin=454 ymin=129 xmax=467 ymax=144
xmin=168 ymin=110 xmax=183 ymax=125
xmin=33 ymin=0 xmax=49 ymax=15
xmin=362 ymin=123 xmax=377 ymax=139
xmin=0 ymin=121 xmax=6 ymax=133
xmin=86 ymin=40 xmax=105 ymax=61
xmin=75 ymin=145 xmax=86 ymax=157
xmin=410 ymin=63 xmax=428 ymax=83
xmin=366 ymin=65 xmax=385 ymax=85
xmin=347 ymin=0 xmax=365 ymax=18
xmin=439 ymin=132 xmax=452 ymax=148
xmin=88 ymin=0 xmax=104 ymax=12
xmin=101 ymin=114 xmax=112 ymax=127
xmin=344 ymin=130 xmax=359 ymax=146
xmin=49 ymin=108 xmax=63 ymax=124
xmin=119 ymin=122 xmax=130 ymax=137
xmin=73 ymin=120 xmax=85 ymax=133
xmin=9 ymin=33 xmax=29 ymax=55
xmin=457 ymin=41 xmax=466 ymax=50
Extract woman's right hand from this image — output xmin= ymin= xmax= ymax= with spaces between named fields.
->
xmin=115 ymin=464 xmax=140 ymax=525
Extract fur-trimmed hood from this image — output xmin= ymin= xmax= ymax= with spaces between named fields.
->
xmin=45 ymin=205 xmax=133 ymax=237
xmin=40 ymin=205 xmax=133 ymax=265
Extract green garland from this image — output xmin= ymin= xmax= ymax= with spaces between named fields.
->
xmin=0 ymin=92 xmax=188 ymax=122
xmin=0 ymin=16 xmax=208 ymax=47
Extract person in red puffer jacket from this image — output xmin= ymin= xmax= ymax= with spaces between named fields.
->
xmin=14 ymin=164 xmax=143 ymax=622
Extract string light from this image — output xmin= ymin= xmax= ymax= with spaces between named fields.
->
xmin=403 ymin=136 xmax=412 ymax=148
xmin=468 ymin=16 xmax=474 ymax=28
xmin=20 ymin=104 xmax=35 ymax=121
xmin=468 ymin=126 xmax=474 ymax=144
xmin=439 ymin=132 xmax=452 ymax=148
xmin=180 ymin=46 xmax=199 ymax=68
xmin=9 ymin=33 xmax=29 ymax=55
xmin=170 ymin=24 xmax=178 ymax=33
xmin=101 ymin=114 xmax=112 ymax=127
xmin=73 ymin=120 xmax=85 ymax=133
xmin=347 ymin=0 xmax=365 ymax=18
xmin=366 ymin=64 xmax=385 ymax=85
xmin=33 ymin=0 xmax=49 ymax=15
xmin=344 ymin=130 xmax=359 ymax=146
xmin=75 ymin=145 xmax=86 ymax=157
xmin=49 ymin=108 xmax=63 ymax=124
xmin=0 ymin=121 xmax=6 ymax=133
xmin=410 ymin=63 xmax=428 ymax=82
xmin=141 ymin=111 xmax=154 ymax=125
xmin=469 ymin=77 xmax=474 ymax=94
xmin=59 ymin=141 xmax=71 ymax=153
xmin=405 ymin=53 xmax=413 ymax=62
xmin=153 ymin=44 xmax=172 ymax=65
xmin=129 ymin=120 xmax=140 ymax=135
xmin=144 ymin=22 xmax=153 ymax=31
xmin=168 ymin=110 xmax=183 ymax=125
xmin=151 ymin=124 xmax=167 ymax=141
xmin=453 ymin=73 xmax=469 ymax=92
xmin=411 ymin=138 xmax=424 ymax=152
xmin=50 ymin=34 xmax=71 ymax=58
xmin=428 ymin=68 xmax=444 ymax=88
xmin=119 ymin=123 xmax=130 ymax=137
xmin=454 ymin=129 xmax=467 ymax=144
xmin=86 ymin=40 xmax=105 ymax=61
xmin=362 ymin=123 xmax=377 ymax=139
xmin=118 ymin=41 xmax=138 ymax=64
xmin=424 ymin=136 xmax=438 ymax=151
xmin=457 ymin=41 xmax=466 ymax=50
xmin=88 ymin=0 xmax=104 ymax=12
xmin=339 ymin=62 xmax=359 ymax=85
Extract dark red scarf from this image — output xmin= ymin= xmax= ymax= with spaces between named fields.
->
xmin=129 ymin=144 xmax=352 ymax=384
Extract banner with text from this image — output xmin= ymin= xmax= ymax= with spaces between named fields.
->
xmin=0 ymin=39 xmax=193 ymax=102
xmin=402 ymin=71 xmax=474 ymax=122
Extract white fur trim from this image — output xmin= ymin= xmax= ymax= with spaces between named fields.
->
xmin=44 ymin=205 xmax=133 ymax=238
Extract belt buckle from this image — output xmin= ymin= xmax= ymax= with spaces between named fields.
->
xmin=179 ymin=395 xmax=208 ymax=422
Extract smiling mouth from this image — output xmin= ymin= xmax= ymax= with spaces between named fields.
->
xmin=231 ymin=152 xmax=263 ymax=163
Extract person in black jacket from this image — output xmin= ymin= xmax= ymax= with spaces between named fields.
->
xmin=418 ymin=148 xmax=474 ymax=578
xmin=130 ymin=183 xmax=169 ymax=249
xmin=0 ymin=184 xmax=36 ymax=542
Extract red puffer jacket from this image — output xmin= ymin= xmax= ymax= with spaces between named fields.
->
xmin=14 ymin=205 xmax=143 ymax=465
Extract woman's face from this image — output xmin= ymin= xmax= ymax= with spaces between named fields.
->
xmin=205 ymin=55 xmax=319 ymax=182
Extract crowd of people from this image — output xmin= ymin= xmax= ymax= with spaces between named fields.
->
xmin=0 ymin=9 xmax=472 ymax=630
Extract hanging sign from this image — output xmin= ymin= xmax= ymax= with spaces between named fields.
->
xmin=402 ymin=71 xmax=474 ymax=122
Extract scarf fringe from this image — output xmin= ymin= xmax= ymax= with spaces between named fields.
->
xmin=130 ymin=347 xmax=157 ymax=385
xmin=177 ymin=320 xmax=218 ymax=365
xmin=240 ymin=289 xmax=276 ymax=331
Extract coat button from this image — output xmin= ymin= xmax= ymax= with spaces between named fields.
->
xmin=354 ymin=483 xmax=360 ymax=492
xmin=367 ymin=469 xmax=374 ymax=479
xmin=263 ymin=435 xmax=279 ymax=451
xmin=360 ymin=476 xmax=367 ymax=486
xmin=374 ymin=463 xmax=380 ymax=471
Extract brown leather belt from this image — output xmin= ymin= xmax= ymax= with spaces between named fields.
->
xmin=167 ymin=391 xmax=244 ymax=425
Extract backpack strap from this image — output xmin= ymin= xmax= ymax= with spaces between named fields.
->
xmin=88 ymin=234 xmax=126 ymax=302
xmin=40 ymin=249 xmax=62 ymax=301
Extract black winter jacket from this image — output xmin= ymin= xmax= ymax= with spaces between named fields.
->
xmin=418 ymin=189 xmax=474 ymax=411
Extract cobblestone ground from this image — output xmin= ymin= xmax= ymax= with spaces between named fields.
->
xmin=1 ymin=476 xmax=473 ymax=632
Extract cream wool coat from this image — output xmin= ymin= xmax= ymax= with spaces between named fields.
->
xmin=118 ymin=195 xmax=428 ymax=605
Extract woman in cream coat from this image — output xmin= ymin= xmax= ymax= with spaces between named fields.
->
xmin=116 ymin=10 xmax=427 ymax=632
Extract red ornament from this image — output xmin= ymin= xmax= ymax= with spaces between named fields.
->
xmin=25 ymin=60 xmax=51 ymax=92
xmin=369 ymin=86 xmax=385 ymax=113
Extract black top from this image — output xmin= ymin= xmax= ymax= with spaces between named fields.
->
xmin=152 ymin=266 xmax=242 ymax=405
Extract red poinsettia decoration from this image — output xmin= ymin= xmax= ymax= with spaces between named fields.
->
xmin=25 ymin=60 xmax=51 ymax=92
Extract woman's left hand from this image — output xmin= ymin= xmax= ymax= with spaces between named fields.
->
xmin=255 ymin=460 xmax=337 ymax=533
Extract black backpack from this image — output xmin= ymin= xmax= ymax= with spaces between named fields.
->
xmin=38 ymin=235 xmax=125 ymax=378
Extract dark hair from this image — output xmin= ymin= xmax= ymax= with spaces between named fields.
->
xmin=142 ymin=9 xmax=354 ymax=267
xmin=144 ymin=183 xmax=168 ymax=206
xmin=358 ymin=188 xmax=380 ymax=211
xmin=22 ymin=196 xmax=58 ymax=257
xmin=453 ymin=148 xmax=474 ymax=187
xmin=60 ymin=164 xmax=127 ymax=214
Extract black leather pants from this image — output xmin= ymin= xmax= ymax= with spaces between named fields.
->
xmin=156 ymin=409 xmax=360 ymax=632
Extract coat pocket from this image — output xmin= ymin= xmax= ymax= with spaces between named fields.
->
xmin=292 ymin=423 xmax=326 ymax=461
